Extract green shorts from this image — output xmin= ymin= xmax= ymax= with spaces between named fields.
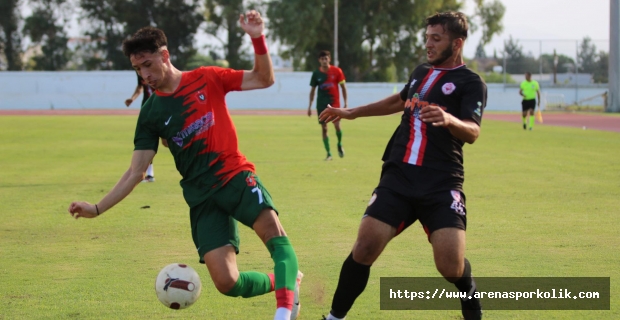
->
xmin=190 ymin=171 xmax=277 ymax=263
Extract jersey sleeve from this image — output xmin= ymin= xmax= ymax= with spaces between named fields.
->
xmin=133 ymin=103 xmax=159 ymax=153
xmin=310 ymin=71 xmax=318 ymax=87
xmin=459 ymin=76 xmax=487 ymax=125
xmin=337 ymin=68 xmax=346 ymax=84
xmin=206 ymin=66 xmax=243 ymax=93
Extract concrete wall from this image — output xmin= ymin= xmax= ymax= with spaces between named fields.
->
xmin=0 ymin=71 xmax=608 ymax=111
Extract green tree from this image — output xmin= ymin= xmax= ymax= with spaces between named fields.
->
xmin=472 ymin=0 xmax=505 ymax=47
xmin=540 ymin=53 xmax=574 ymax=74
xmin=152 ymin=0 xmax=203 ymax=69
xmin=593 ymin=50 xmax=608 ymax=83
xmin=79 ymin=0 xmax=203 ymax=70
xmin=0 ymin=0 xmax=23 ymax=70
xmin=23 ymin=0 xmax=72 ymax=70
xmin=578 ymin=36 xmax=597 ymax=74
xmin=203 ymin=0 xmax=252 ymax=69
xmin=80 ymin=0 xmax=129 ymax=70
xmin=268 ymin=0 xmax=499 ymax=82
xmin=474 ymin=43 xmax=486 ymax=59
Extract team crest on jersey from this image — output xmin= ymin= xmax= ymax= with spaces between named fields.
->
xmin=195 ymin=91 xmax=207 ymax=104
xmin=442 ymin=82 xmax=456 ymax=95
xmin=246 ymin=175 xmax=257 ymax=187
xmin=450 ymin=190 xmax=465 ymax=215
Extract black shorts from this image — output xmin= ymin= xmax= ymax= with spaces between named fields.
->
xmin=522 ymin=99 xmax=536 ymax=112
xmin=364 ymin=163 xmax=467 ymax=241
xmin=317 ymin=104 xmax=340 ymax=125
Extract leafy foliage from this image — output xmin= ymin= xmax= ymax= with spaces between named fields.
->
xmin=79 ymin=0 xmax=203 ymax=70
xmin=23 ymin=0 xmax=72 ymax=70
xmin=0 ymin=0 xmax=23 ymax=70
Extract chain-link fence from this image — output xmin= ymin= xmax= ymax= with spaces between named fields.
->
xmin=476 ymin=38 xmax=609 ymax=110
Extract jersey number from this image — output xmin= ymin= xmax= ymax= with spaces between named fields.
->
xmin=251 ymin=187 xmax=264 ymax=204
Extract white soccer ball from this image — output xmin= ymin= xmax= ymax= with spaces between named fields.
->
xmin=155 ymin=263 xmax=202 ymax=309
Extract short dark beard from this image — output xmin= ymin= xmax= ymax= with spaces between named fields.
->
xmin=429 ymin=44 xmax=454 ymax=67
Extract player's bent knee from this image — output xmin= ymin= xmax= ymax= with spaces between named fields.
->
xmin=352 ymin=240 xmax=382 ymax=265
xmin=436 ymin=261 xmax=465 ymax=281
xmin=213 ymin=275 xmax=238 ymax=295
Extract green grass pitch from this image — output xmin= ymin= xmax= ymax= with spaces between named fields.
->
xmin=0 ymin=114 xmax=618 ymax=319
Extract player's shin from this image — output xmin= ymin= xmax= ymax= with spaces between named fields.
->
xmin=330 ymin=253 xmax=371 ymax=319
xmin=266 ymin=236 xmax=298 ymax=317
xmin=453 ymin=258 xmax=474 ymax=294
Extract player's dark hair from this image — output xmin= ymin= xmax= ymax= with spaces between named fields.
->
xmin=425 ymin=11 xmax=468 ymax=40
xmin=319 ymin=50 xmax=331 ymax=58
xmin=525 ymin=71 xmax=532 ymax=76
xmin=122 ymin=27 xmax=168 ymax=57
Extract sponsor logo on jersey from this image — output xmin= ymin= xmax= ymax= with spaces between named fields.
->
xmin=441 ymin=82 xmax=456 ymax=95
xmin=450 ymin=190 xmax=465 ymax=215
xmin=171 ymin=112 xmax=215 ymax=147
xmin=319 ymin=82 xmax=334 ymax=90
xmin=404 ymin=93 xmax=447 ymax=119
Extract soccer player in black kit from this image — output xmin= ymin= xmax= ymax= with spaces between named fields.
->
xmin=319 ymin=11 xmax=486 ymax=320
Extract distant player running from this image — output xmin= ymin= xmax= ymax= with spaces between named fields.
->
xmin=68 ymin=11 xmax=302 ymax=320
xmin=125 ymin=74 xmax=161 ymax=182
xmin=308 ymin=50 xmax=348 ymax=160
xmin=519 ymin=71 xmax=540 ymax=130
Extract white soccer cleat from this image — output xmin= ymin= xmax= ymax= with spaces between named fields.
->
xmin=290 ymin=270 xmax=304 ymax=320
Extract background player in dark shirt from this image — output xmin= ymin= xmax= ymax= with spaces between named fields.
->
xmin=125 ymin=74 xmax=155 ymax=107
xmin=125 ymin=74 xmax=161 ymax=182
xmin=319 ymin=12 xmax=486 ymax=320
xmin=68 ymin=11 xmax=301 ymax=320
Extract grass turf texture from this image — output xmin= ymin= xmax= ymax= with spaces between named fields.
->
xmin=0 ymin=114 xmax=618 ymax=319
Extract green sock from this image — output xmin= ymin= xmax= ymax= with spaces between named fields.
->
xmin=224 ymin=271 xmax=272 ymax=298
xmin=336 ymin=130 xmax=343 ymax=146
xmin=523 ymin=116 xmax=527 ymax=126
xmin=529 ymin=116 xmax=535 ymax=128
xmin=323 ymin=137 xmax=331 ymax=155
xmin=266 ymin=236 xmax=298 ymax=307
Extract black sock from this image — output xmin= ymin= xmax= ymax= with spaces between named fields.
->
xmin=330 ymin=253 xmax=371 ymax=318
xmin=454 ymin=258 xmax=476 ymax=295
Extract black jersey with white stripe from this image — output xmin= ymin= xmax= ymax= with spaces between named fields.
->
xmin=382 ymin=63 xmax=487 ymax=175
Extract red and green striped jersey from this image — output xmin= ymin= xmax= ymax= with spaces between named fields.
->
xmin=310 ymin=65 xmax=345 ymax=108
xmin=133 ymin=66 xmax=255 ymax=207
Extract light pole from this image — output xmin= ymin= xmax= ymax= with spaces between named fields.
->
xmin=334 ymin=0 xmax=339 ymax=66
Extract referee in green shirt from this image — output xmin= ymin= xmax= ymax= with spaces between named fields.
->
xmin=519 ymin=72 xmax=540 ymax=130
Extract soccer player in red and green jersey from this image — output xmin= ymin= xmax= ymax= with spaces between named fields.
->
xmin=308 ymin=50 xmax=348 ymax=160
xmin=67 ymin=11 xmax=302 ymax=320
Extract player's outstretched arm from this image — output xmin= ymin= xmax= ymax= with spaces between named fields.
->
xmin=319 ymin=93 xmax=404 ymax=123
xmin=308 ymin=86 xmax=316 ymax=117
xmin=125 ymin=85 xmax=143 ymax=107
xmin=239 ymin=10 xmax=274 ymax=91
xmin=68 ymin=149 xmax=156 ymax=219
